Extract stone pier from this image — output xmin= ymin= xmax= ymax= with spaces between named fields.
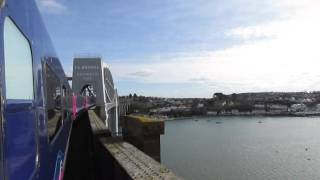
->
xmin=122 ymin=115 xmax=164 ymax=162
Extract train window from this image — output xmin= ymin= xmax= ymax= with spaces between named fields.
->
xmin=45 ymin=64 xmax=62 ymax=141
xmin=4 ymin=17 xmax=34 ymax=100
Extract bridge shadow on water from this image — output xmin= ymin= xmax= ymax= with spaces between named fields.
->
xmin=64 ymin=112 xmax=115 ymax=180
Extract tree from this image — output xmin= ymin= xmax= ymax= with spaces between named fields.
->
xmin=133 ymin=93 xmax=137 ymax=98
xmin=231 ymin=93 xmax=238 ymax=101
xmin=129 ymin=93 xmax=132 ymax=98
xmin=213 ymin=93 xmax=225 ymax=100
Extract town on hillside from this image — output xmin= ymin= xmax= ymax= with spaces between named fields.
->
xmin=120 ymin=92 xmax=320 ymax=118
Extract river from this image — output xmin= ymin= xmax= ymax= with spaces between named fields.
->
xmin=161 ymin=116 xmax=320 ymax=180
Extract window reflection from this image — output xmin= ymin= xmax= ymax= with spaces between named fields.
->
xmin=45 ymin=64 xmax=62 ymax=141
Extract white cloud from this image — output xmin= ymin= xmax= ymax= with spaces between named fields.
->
xmin=129 ymin=69 xmax=154 ymax=77
xmin=225 ymin=22 xmax=281 ymax=40
xmin=36 ymin=0 xmax=67 ymax=14
xmin=111 ymin=0 xmax=320 ymax=96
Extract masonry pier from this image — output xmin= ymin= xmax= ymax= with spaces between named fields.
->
xmin=121 ymin=115 xmax=164 ymax=162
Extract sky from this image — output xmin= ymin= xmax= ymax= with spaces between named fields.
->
xmin=36 ymin=0 xmax=320 ymax=98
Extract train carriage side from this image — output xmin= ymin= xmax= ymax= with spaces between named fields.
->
xmin=0 ymin=0 xmax=74 ymax=180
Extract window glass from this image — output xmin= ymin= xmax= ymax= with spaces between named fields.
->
xmin=62 ymin=86 xmax=68 ymax=119
xmin=4 ymin=17 xmax=34 ymax=100
xmin=45 ymin=64 xmax=62 ymax=141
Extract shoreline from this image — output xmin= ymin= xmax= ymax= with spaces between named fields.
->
xmin=165 ymin=113 xmax=320 ymax=121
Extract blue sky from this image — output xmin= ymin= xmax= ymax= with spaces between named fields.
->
xmin=36 ymin=0 xmax=320 ymax=98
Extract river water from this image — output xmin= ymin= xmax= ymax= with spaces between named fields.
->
xmin=161 ymin=116 xmax=320 ymax=180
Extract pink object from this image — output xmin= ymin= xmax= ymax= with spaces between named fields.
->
xmin=72 ymin=94 xmax=76 ymax=120
xmin=58 ymin=160 xmax=64 ymax=180
xmin=58 ymin=169 xmax=64 ymax=180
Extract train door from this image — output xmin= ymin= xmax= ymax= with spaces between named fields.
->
xmin=0 ymin=89 xmax=3 ymax=180
xmin=2 ymin=17 xmax=37 ymax=180
xmin=0 ymin=58 xmax=4 ymax=180
xmin=0 ymin=3 xmax=4 ymax=180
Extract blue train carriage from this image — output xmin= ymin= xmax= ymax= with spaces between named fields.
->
xmin=0 ymin=0 xmax=77 ymax=179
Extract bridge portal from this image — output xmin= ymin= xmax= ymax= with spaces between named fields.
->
xmin=72 ymin=57 xmax=119 ymax=136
